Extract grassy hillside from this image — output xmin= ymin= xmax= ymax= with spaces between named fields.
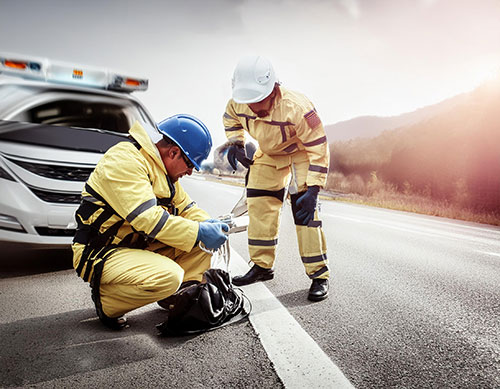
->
xmin=327 ymin=79 xmax=500 ymax=225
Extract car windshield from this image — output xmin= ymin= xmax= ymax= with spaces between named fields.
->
xmin=10 ymin=98 xmax=149 ymax=134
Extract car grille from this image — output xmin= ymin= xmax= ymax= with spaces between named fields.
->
xmin=30 ymin=188 xmax=82 ymax=204
xmin=8 ymin=159 xmax=93 ymax=182
xmin=35 ymin=227 xmax=76 ymax=237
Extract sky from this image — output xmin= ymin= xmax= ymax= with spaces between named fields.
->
xmin=1 ymin=0 xmax=500 ymax=151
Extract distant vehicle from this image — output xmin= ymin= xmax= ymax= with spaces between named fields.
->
xmin=0 ymin=53 xmax=156 ymax=249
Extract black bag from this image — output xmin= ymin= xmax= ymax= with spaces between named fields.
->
xmin=156 ymin=268 xmax=250 ymax=336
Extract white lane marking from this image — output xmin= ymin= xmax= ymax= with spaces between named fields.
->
xmin=325 ymin=214 xmax=500 ymax=246
xmin=477 ymin=251 xmax=500 ymax=258
xmin=228 ymin=249 xmax=354 ymax=389
xmin=325 ymin=200 xmax=500 ymax=235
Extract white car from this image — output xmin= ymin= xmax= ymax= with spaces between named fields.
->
xmin=0 ymin=53 xmax=156 ymax=249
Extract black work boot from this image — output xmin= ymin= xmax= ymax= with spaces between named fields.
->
xmin=232 ymin=264 xmax=274 ymax=286
xmin=308 ymin=278 xmax=329 ymax=302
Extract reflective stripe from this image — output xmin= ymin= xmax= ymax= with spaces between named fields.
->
xmin=263 ymin=120 xmax=295 ymax=126
xmin=309 ymin=266 xmax=329 ymax=279
xmin=126 ymin=198 xmax=157 ymax=223
xmin=236 ymin=113 xmax=257 ymax=120
xmin=224 ymin=112 xmax=236 ymax=120
xmin=301 ymin=253 xmax=327 ymax=264
xmin=149 ymin=210 xmax=169 ymax=239
xmin=225 ymin=125 xmax=244 ymax=132
xmin=248 ymin=238 xmax=278 ymax=246
xmin=307 ymin=220 xmax=322 ymax=228
xmin=303 ymin=136 xmax=327 ymax=147
xmin=247 ymin=187 xmax=286 ymax=202
xmin=283 ymin=143 xmax=298 ymax=153
xmin=262 ymin=120 xmax=294 ymax=143
xmin=181 ymin=201 xmax=196 ymax=213
xmin=309 ymin=165 xmax=328 ymax=174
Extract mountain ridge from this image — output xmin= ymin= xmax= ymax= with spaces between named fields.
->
xmin=324 ymin=90 xmax=471 ymax=142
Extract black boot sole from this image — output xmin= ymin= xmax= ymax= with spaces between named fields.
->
xmin=307 ymin=292 xmax=328 ymax=302
xmin=232 ymin=272 xmax=274 ymax=286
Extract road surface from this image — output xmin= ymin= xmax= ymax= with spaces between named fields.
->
xmin=1 ymin=175 xmax=498 ymax=388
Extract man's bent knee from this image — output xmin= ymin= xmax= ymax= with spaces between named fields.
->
xmin=150 ymin=266 xmax=184 ymax=301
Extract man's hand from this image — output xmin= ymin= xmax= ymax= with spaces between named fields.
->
xmin=295 ymin=186 xmax=320 ymax=225
xmin=198 ymin=221 xmax=230 ymax=249
xmin=227 ymin=144 xmax=252 ymax=170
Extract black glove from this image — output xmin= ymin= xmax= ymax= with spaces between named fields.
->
xmin=295 ymin=186 xmax=320 ymax=225
xmin=227 ymin=144 xmax=252 ymax=170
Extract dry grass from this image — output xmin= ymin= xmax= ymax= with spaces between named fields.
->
xmin=325 ymin=172 xmax=500 ymax=226
xmin=330 ymin=192 xmax=500 ymax=226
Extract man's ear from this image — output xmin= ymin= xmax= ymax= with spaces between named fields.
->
xmin=156 ymin=140 xmax=177 ymax=162
xmin=170 ymin=146 xmax=181 ymax=158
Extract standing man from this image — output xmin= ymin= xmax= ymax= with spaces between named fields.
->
xmin=223 ymin=55 xmax=330 ymax=301
xmin=73 ymin=115 xmax=228 ymax=329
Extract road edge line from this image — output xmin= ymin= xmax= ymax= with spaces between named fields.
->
xmin=228 ymin=247 xmax=354 ymax=389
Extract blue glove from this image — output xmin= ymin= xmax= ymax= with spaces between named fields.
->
xmin=295 ymin=186 xmax=320 ymax=225
xmin=227 ymin=144 xmax=252 ymax=170
xmin=197 ymin=221 xmax=229 ymax=249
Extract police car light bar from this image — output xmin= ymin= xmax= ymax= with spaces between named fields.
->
xmin=0 ymin=52 xmax=148 ymax=92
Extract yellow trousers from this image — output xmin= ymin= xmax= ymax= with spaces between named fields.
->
xmin=73 ymin=242 xmax=211 ymax=318
xmin=247 ymin=152 xmax=329 ymax=279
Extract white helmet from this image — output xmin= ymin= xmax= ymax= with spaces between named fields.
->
xmin=232 ymin=55 xmax=277 ymax=104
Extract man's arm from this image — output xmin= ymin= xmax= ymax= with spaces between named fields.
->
xmin=295 ymin=107 xmax=330 ymax=188
xmin=223 ymin=100 xmax=246 ymax=144
xmin=89 ymin=142 xmax=200 ymax=252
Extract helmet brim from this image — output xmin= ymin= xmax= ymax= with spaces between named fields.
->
xmin=161 ymin=132 xmax=202 ymax=171
xmin=233 ymin=85 xmax=273 ymax=104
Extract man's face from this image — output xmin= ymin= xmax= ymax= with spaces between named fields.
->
xmin=248 ymin=89 xmax=276 ymax=117
xmin=158 ymin=142 xmax=194 ymax=183
xmin=169 ymin=152 xmax=194 ymax=183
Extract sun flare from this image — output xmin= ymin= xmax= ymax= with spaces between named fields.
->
xmin=469 ymin=62 xmax=500 ymax=88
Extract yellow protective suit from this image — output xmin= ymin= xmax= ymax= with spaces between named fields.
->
xmin=223 ymin=86 xmax=330 ymax=280
xmin=72 ymin=121 xmax=211 ymax=318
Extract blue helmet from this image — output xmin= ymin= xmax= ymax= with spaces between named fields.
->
xmin=157 ymin=114 xmax=212 ymax=170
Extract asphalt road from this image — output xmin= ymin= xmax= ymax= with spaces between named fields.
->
xmin=183 ymin=176 xmax=500 ymax=388
xmin=0 ymin=260 xmax=282 ymax=388
xmin=1 ymin=175 xmax=499 ymax=388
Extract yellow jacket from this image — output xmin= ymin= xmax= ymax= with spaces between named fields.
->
xmin=223 ymin=86 xmax=329 ymax=187
xmin=73 ymin=121 xmax=209 ymax=274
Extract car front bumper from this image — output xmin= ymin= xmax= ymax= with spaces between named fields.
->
xmin=0 ymin=178 xmax=78 ymax=248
